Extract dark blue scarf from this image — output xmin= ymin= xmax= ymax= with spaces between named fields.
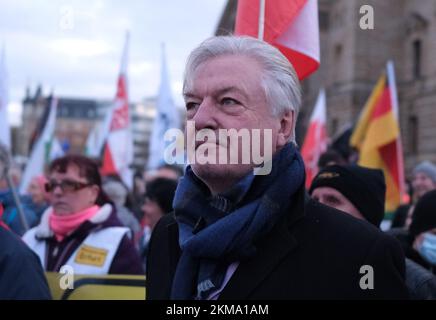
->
xmin=170 ymin=143 xmax=305 ymax=299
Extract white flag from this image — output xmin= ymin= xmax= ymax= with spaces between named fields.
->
xmin=50 ymin=137 xmax=65 ymax=161
xmin=20 ymin=97 xmax=59 ymax=194
xmin=147 ymin=44 xmax=181 ymax=170
xmin=85 ymin=103 xmax=114 ymax=158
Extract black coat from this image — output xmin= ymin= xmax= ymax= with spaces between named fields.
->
xmin=405 ymin=258 xmax=436 ymax=299
xmin=146 ymin=187 xmax=408 ymax=300
xmin=0 ymin=226 xmax=51 ymax=299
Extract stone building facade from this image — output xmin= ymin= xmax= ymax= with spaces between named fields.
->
xmin=18 ymin=87 xmax=109 ymax=155
xmin=215 ymin=0 xmax=436 ymax=174
xmin=16 ymin=86 xmax=185 ymax=171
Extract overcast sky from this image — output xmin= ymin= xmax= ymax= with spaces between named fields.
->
xmin=0 ymin=0 xmax=228 ymax=125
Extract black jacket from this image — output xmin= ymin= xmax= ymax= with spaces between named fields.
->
xmin=146 ymin=187 xmax=408 ymax=300
xmin=391 ymin=204 xmax=411 ymax=229
xmin=405 ymin=258 xmax=436 ymax=300
xmin=0 ymin=226 xmax=51 ymax=299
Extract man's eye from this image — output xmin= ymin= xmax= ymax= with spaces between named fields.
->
xmin=221 ymin=98 xmax=239 ymax=106
xmin=185 ymin=102 xmax=199 ymax=110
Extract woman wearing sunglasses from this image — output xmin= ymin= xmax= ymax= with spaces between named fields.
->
xmin=22 ymin=155 xmax=143 ymax=275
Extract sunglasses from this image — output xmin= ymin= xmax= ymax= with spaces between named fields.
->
xmin=45 ymin=179 xmax=93 ymax=193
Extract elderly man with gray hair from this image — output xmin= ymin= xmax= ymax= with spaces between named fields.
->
xmin=146 ymin=35 xmax=408 ymax=300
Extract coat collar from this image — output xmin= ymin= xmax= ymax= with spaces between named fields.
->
xmin=34 ymin=204 xmax=113 ymax=239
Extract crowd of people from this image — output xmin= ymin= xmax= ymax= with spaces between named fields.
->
xmin=0 ymin=154 xmax=179 ymax=299
xmin=2 ymin=35 xmax=436 ymax=300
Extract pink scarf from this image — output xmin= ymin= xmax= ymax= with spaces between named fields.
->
xmin=50 ymin=205 xmax=100 ymax=242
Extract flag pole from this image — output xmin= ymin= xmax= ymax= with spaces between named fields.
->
xmin=258 ymin=0 xmax=265 ymax=40
xmin=387 ymin=60 xmax=406 ymax=203
xmin=387 ymin=61 xmax=399 ymax=120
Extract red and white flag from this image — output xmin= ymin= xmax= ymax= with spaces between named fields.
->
xmin=301 ymin=89 xmax=327 ymax=188
xmin=101 ymin=33 xmax=133 ymax=189
xmin=235 ymin=0 xmax=320 ymax=80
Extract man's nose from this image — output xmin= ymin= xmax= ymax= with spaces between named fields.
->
xmin=192 ymin=98 xmax=217 ymax=131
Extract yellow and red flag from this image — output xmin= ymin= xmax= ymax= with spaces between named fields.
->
xmin=350 ymin=62 xmax=405 ymax=212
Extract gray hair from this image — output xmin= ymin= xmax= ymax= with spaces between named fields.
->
xmin=413 ymin=161 xmax=436 ymax=183
xmin=102 ymin=180 xmax=128 ymax=206
xmin=183 ymin=35 xmax=302 ymax=143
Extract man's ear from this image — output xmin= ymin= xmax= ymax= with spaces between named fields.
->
xmin=277 ymin=110 xmax=294 ymax=147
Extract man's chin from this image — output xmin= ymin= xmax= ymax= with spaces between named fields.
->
xmin=191 ymin=163 xmax=253 ymax=182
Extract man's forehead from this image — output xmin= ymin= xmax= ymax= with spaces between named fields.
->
xmin=184 ymin=85 xmax=248 ymax=99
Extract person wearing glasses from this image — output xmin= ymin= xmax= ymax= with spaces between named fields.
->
xmin=22 ymin=155 xmax=143 ymax=275
xmin=146 ymin=36 xmax=408 ymax=300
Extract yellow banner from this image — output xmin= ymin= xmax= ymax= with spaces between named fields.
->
xmin=45 ymin=272 xmax=146 ymax=300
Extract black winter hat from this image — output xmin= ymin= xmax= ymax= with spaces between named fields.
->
xmin=145 ymin=178 xmax=178 ymax=214
xmin=309 ymin=165 xmax=386 ymax=227
xmin=409 ymin=190 xmax=436 ymax=237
